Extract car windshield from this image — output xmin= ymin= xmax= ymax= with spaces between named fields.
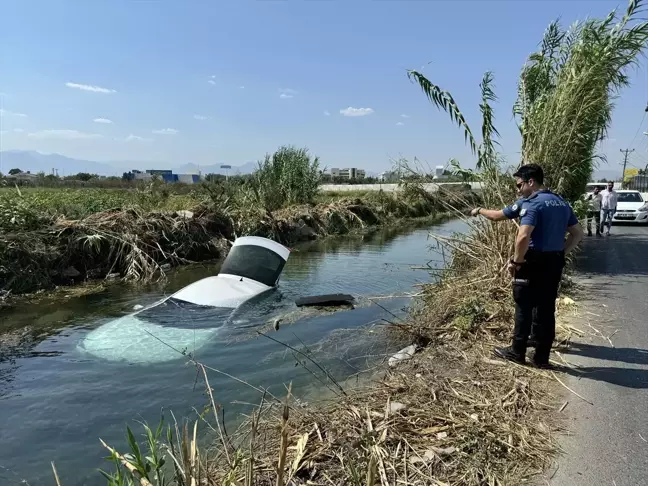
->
xmin=618 ymin=192 xmax=643 ymax=203
xmin=137 ymin=297 xmax=232 ymax=329
xmin=219 ymin=244 xmax=286 ymax=286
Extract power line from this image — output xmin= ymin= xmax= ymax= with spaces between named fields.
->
xmin=625 ymin=160 xmax=645 ymax=171
xmin=626 ymin=68 xmax=648 ymax=150
xmin=637 ymin=132 xmax=648 ymax=152
xmin=628 ymin=113 xmax=647 ymax=149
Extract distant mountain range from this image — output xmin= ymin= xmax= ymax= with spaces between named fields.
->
xmin=0 ymin=150 xmax=381 ymax=178
xmin=0 ymin=150 xmax=260 ymax=177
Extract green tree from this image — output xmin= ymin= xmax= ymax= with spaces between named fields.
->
xmin=252 ymin=145 xmax=321 ymax=211
xmin=513 ymin=1 xmax=648 ymax=200
xmin=8 ymin=168 xmax=22 ymax=175
xmin=74 ymin=172 xmax=95 ymax=181
xmin=407 ymin=0 xmax=648 ymax=202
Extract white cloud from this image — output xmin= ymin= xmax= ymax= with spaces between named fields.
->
xmin=152 ymin=128 xmax=179 ymax=135
xmin=0 ymin=128 xmax=24 ymax=135
xmin=65 ymin=82 xmax=116 ymax=94
xmin=94 ymin=117 xmax=113 ymax=124
xmin=239 ymin=86 xmax=245 ymax=89
xmin=28 ymin=129 xmax=103 ymax=140
xmin=125 ymin=134 xmax=152 ymax=142
xmin=0 ymin=108 xmax=27 ymax=117
xmin=400 ymin=114 xmax=410 ymax=118
xmin=340 ymin=106 xmax=374 ymax=117
xmin=324 ymin=110 xmax=331 ymax=116
xmin=208 ymin=80 xmax=216 ymax=85
xmin=210 ymin=75 xmax=216 ymax=79
xmin=193 ymin=114 xmax=209 ymax=120
xmin=396 ymin=121 xmax=404 ymax=126
xmin=279 ymin=88 xmax=297 ymax=99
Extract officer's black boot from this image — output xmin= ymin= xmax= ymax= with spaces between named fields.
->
xmin=532 ymin=340 xmax=553 ymax=369
xmin=493 ymin=346 xmax=525 ymax=365
xmin=531 ymin=351 xmax=552 ymax=369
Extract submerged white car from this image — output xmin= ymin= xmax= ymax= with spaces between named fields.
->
xmin=79 ymin=236 xmax=291 ymax=363
xmin=612 ymin=190 xmax=648 ymax=224
xmin=172 ymin=236 xmax=290 ymax=307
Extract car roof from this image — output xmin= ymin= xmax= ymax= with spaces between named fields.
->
xmin=617 ymin=190 xmax=640 ymax=193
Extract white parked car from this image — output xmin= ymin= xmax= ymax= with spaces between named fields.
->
xmin=612 ymin=190 xmax=648 ymax=224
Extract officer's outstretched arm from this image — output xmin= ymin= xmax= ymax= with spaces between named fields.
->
xmin=472 ymin=208 xmax=508 ymax=221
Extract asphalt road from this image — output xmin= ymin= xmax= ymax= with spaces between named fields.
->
xmin=548 ymin=224 xmax=648 ymax=486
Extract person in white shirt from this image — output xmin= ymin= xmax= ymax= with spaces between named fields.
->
xmin=600 ymin=181 xmax=618 ymax=235
xmin=586 ymin=186 xmax=603 ymax=236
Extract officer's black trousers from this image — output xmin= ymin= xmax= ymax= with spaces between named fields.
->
xmin=512 ymin=249 xmax=565 ymax=363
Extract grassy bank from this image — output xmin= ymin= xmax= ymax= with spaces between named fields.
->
xmin=0 ymin=174 xmax=476 ymax=299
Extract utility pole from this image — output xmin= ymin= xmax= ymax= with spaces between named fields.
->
xmin=643 ymin=133 xmax=648 ymax=175
xmin=620 ymin=148 xmax=634 ymax=187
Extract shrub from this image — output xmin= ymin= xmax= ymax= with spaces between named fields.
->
xmin=251 ymin=146 xmax=321 ymax=211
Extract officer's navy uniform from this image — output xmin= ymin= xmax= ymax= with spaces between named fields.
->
xmin=503 ymin=190 xmax=579 ymax=364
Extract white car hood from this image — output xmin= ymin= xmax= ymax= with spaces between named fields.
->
xmin=171 ymin=274 xmax=271 ymax=308
xmin=617 ymin=201 xmax=644 ymax=211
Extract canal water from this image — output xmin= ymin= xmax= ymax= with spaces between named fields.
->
xmin=0 ymin=220 xmax=465 ymax=485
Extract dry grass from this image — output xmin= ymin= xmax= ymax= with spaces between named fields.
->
xmin=0 ymin=207 xmax=229 ymax=297
xmin=200 ymin=339 xmax=559 ymax=486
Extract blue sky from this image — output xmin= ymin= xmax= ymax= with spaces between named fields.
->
xmin=1 ymin=0 xmax=647 ymax=175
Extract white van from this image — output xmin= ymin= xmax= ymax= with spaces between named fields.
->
xmin=585 ymin=182 xmax=607 ymax=193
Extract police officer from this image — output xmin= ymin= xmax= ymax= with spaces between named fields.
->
xmin=469 ymin=164 xmax=584 ymax=367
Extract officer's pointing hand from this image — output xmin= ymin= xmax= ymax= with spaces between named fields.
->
xmin=470 ymin=207 xmax=481 ymax=217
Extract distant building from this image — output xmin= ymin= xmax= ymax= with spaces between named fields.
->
xmin=5 ymin=171 xmax=39 ymax=183
xmin=330 ymin=168 xmax=365 ymax=180
xmin=131 ymin=169 xmax=202 ymax=184
xmin=379 ymin=171 xmax=400 ymax=182
xmin=628 ymin=174 xmax=648 ymax=192
xmin=177 ymin=174 xmax=201 ymax=184
xmin=433 ymin=165 xmax=446 ymax=180
xmin=132 ymin=169 xmax=153 ymax=181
